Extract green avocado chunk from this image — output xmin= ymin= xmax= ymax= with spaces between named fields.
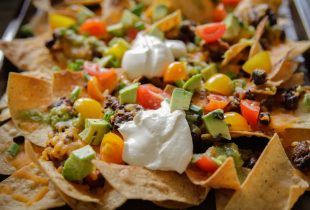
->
xmin=79 ymin=119 xmax=110 ymax=145
xmin=223 ymin=14 xmax=241 ymax=41
xmin=119 ymin=83 xmax=139 ymax=104
xmin=170 ymin=88 xmax=193 ymax=112
xmin=62 ymin=145 xmax=96 ymax=181
xmin=121 ymin=10 xmax=140 ymax=29
xmin=183 ymin=74 xmax=202 ymax=92
xmin=202 ymin=109 xmax=231 ymax=140
xmin=107 ymin=23 xmax=124 ymax=37
xmin=201 ymin=63 xmax=217 ymax=80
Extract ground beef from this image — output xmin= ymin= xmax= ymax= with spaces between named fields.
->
xmin=291 ymin=141 xmax=310 ymax=171
xmin=202 ymin=40 xmax=229 ymax=62
xmin=104 ymin=95 xmax=142 ymax=129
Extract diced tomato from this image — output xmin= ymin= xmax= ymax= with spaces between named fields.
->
xmin=100 ymin=132 xmax=124 ymax=164
xmin=195 ymin=23 xmax=226 ymax=43
xmin=222 ymin=0 xmax=241 ymax=6
xmin=127 ymin=27 xmax=139 ymax=41
xmin=87 ymin=76 xmax=104 ymax=101
xmin=83 ymin=61 xmax=101 ymax=76
xmin=213 ymin=3 xmax=227 ymax=22
xmin=79 ymin=18 xmax=107 ymax=38
xmin=137 ymin=84 xmax=166 ymax=109
xmin=240 ymin=99 xmax=260 ymax=126
xmin=195 ymin=155 xmax=219 ymax=173
xmin=204 ymin=94 xmax=230 ymax=112
xmin=96 ymin=69 xmax=118 ymax=93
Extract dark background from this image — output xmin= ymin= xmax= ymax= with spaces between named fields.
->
xmin=0 ymin=0 xmax=23 ymax=36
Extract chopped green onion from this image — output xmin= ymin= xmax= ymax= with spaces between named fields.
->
xmin=70 ymin=86 xmax=81 ymax=102
xmin=103 ymin=109 xmax=115 ymax=122
xmin=68 ymin=59 xmax=84 ymax=71
xmin=7 ymin=143 xmax=20 ymax=157
xmin=175 ymin=80 xmax=185 ymax=88
xmin=130 ymin=3 xmax=144 ymax=17
xmin=189 ymin=104 xmax=203 ymax=115
xmin=135 ymin=21 xmax=145 ymax=30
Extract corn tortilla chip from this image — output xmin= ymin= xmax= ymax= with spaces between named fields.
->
xmin=0 ymin=121 xmax=22 ymax=175
xmin=93 ymin=160 xmax=208 ymax=205
xmin=53 ymin=71 xmax=85 ymax=99
xmin=0 ymin=92 xmax=8 ymax=110
xmin=0 ymin=108 xmax=11 ymax=122
xmin=186 ymin=157 xmax=241 ymax=190
xmin=153 ymin=200 xmax=194 ymax=209
xmin=222 ymin=40 xmax=253 ymax=66
xmin=280 ymin=72 xmax=304 ymax=89
xmin=215 ymin=189 xmax=234 ymax=210
xmin=55 ymin=183 xmax=127 ymax=210
xmin=102 ymin=0 xmax=130 ymax=25
xmin=230 ymin=131 xmax=271 ymax=139
xmin=171 ymin=0 xmax=214 ymax=23
xmin=8 ymin=73 xmax=53 ymax=147
xmin=249 ymin=17 xmax=268 ymax=58
xmin=225 ymin=134 xmax=308 ymax=210
xmin=0 ymin=33 xmax=55 ymax=72
xmin=25 ymin=140 xmax=127 ymax=208
xmin=0 ymin=163 xmax=65 ymax=210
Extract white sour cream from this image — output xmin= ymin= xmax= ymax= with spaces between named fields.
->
xmin=121 ymin=34 xmax=174 ymax=80
xmin=165 ymin=40 xmax=187 ymax=58
xmin=118 ymin=102 xmax=193 ymax=174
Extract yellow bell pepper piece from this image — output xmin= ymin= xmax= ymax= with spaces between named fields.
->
xmin=49 ymin=13 xmax=76 ymax=30
xmin=242 ymin=51 xmax=272 ymax=74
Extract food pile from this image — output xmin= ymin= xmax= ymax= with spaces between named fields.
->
xmin=0 ymin=0 xmax=310 ymax=209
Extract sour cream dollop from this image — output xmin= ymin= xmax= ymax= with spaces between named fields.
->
xmin=118 ymin=102 xmax=193 ymax=173
xmin=122 ymin=34 xmax=174 ymax=80
xmin=165 ymin=40 xmax=187 ymax=58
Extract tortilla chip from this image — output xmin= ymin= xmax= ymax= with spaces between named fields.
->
xmin=186 ymin=157 xmax=241 ymax=190
xmin=25 ymin=140 xmax=127 ymax=208
xmin=222 ymin=40 xmax=253 ymax=66
xmin=0 ymin=92 xmax=8 ymax=110
xmin=102 ymin=0 xmax=130 ymax=25
xmin=0 ymin=108 xmax=11 ymax=122
xmin=225 ymin=134 xmax=308 ymax=210
xmin=0 ymin=163 xmax=65 ymax=210
xmin=215 ymin=189 xmax=234 ymax=210
xmin=278 ymin=128 xmax=310 ymax=149
xmin=270 ymin=41 xmax=310 ymax=66
xmin=93 ymin=160 xmax=208 ymax=205
xmin=153 ymin=200 xmax=194 ymax=209
xmin=0 ymin=33 xmax=55 ymax=72
xmin=65 ymin=0 xmax=102 ymax=5
xmin=53 ymin=71 xmax=85 ymax=98
xmin=32 ymin=0 xmax=51 ymax=11
xmin=269 ymin=59 xmax=298 ymax=83
xmin=249 ymin=17 xmax=268 ymax=58
xmin=280 ymin=72 xmax=304 ymax=89
xmin=252 ymin=0 xmax=282 ymax=13
xmin=8 ymin=73 xmax=53 ymax=147
xmin=172 ymin=0 xmax=214 ymax=23
xmin=56 ymin=183 xmax=127 ymax=210
xmin=0 ymin=121 xmax=21 ymax=174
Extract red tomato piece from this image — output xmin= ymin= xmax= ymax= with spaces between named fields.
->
xmin=195 ymin=155 xmax=219 ymax=173
xmin=83 ymin=61 xmax=102 ymax=76
xmin=195 ymin=23 xmax=226 ymax=43
xmin=240 ymin=99 xmax=260 ymax=126
xmin=127 ymin=28 xmax=139 ymax=41
xmin=137 ymin=84 xmax=166 ymax=109
xmin=213 ymin=3 xmax=227 ymax=22
xmin=222 ymin=0 xmax=241 ymax=6
xmin=79 ymin=19 xmax=107 ymax=38
xmin=204 ymin=94 xmax=230 ymax=112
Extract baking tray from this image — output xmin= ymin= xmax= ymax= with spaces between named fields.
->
xmin=0 ymin=0 xmax=309 ymax=209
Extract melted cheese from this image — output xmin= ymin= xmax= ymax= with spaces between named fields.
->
xmin=27 ymin=187 xmax=49 ymax=206
xmin=12 ymin=168 xmax=49 ymax=185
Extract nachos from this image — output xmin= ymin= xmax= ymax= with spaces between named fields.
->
xmin=0 ymin=0 xmax=310 ymax=209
